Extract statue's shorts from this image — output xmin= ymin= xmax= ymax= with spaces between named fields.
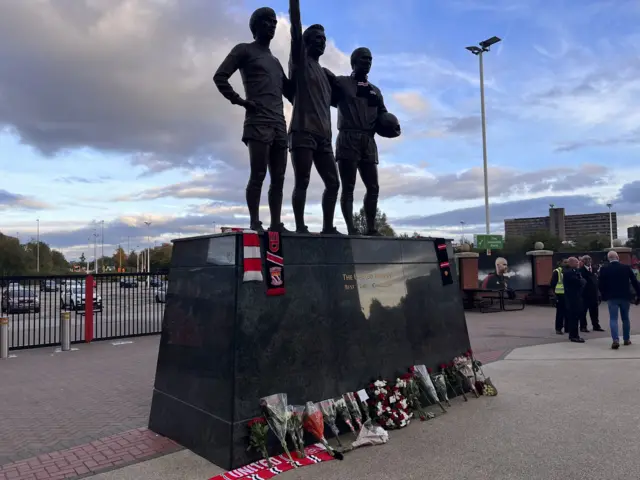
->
xmin=288 ymin=131 xmax=334 ymax=154
xmin=335 ymin=130 xmax=378 ymax=164
xmin=242 ymin=124 xmax=288 ymax=149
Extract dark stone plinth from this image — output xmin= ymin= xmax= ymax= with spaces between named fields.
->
xmin=148 ymin=233 xmax=471 ymax=470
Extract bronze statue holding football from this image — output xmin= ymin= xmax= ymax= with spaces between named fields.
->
xmin=330 ymin=47 xmax=401 ymax=235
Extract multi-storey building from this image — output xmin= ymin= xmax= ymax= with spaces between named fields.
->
xmin=504 ymin=207 xmax=617 ymax=242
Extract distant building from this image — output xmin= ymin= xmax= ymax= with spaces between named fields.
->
xmin=504 ymin=207 xmax=617 ymax=242
xmin=628 ymin=226 xmax=640 ymax=239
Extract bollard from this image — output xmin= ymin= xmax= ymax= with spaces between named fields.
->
xmin=0 ymin=317 xmax=8 ymax=359
xmin=61 ymin=312 xmax=71 ymax=351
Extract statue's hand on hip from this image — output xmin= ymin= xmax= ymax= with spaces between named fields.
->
xmin=236 ymin=98 xmax=262 ymax=114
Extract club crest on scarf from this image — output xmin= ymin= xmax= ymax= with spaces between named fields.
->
xmin=264 ymin=231 xmax=286 ymax=296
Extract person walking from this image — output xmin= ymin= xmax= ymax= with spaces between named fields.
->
xmin=551 ymin=259 xmax=569 ymax=335
xmin=563 ymin=257 xmax=586 ymax=343
xmin=579 ymin=255 xmax=604 ymax=332
xmin=598 ymin=250 xmax=640 ymax=349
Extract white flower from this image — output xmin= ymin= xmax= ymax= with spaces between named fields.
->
xmin=389 ymin=395 xmax=396 ymax=404
xmin=396 ymin=379 xmax=406 ymax=388
xmin=374 ymin=380 xmax=386 ymax=388
xmin=400 ymin=399 xmax=408 ymax=410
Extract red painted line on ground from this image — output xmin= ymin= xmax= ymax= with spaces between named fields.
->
xmin=475 ymin=349 xmax=508 ymax=365
xmin=0 ymin=428 xmax=180 ymax=480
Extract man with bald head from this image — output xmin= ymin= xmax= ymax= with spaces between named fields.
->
xmin=563 ymin=256 xmax=587 ymax=343
xmin=598 ymin=250 xmax=640 ymax=349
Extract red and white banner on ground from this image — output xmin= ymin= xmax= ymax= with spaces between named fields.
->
xmin=209 ymin=444 xmax=334 ymax=480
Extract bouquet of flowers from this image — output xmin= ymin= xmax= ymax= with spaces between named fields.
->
xmin=453 ymin=355 xmax=479 ymax=398
xmin=343 ymin=392 xmax=364 ymax=430
xmin=287 ymin=405 xmax=306 ymax=458
xmin=440 ymin=362 xmax=467 ymax=401
xmin=366 ymin=379 xmax=412 ymax=430
xmin=412 ymin=365 xmax=447 ymax=413
xmin=319 ymin=399 xmax=343 ymax=447
xmin=259 ymin=393 xmax=296 ymax=466
xmin=334 ymin=397 xmax=358 ymax=438
xmin=246 ymin=417 xmax=272 ymax=467
xmin=431 ymin=371 xmax=451 ymax=406
xmin=397 ymin=373 xmax=434 ymax=421
xmin=465 ymin=349 xmax=498 ymax=396
xmin=302 ymin=401 xmax=343 ymax=459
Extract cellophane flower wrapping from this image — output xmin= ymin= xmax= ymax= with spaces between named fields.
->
xmin=352 ymin=419 xmax=389 ymax=448
xmin=441 ymin=362 xmax=467 ymax=401
xmin=334 ymin=398 xmax=357 ymax=438
xmin=432 ymin=373 xmax=451 ymax=406
xmin=413 ymin=365 xmax=447 ymax=413
xmin=483 ymin=377 xmax=498 ymax=396
xmin=259 ymin=393 xmax=296 ymax=465
xmin=398 ymin=374 xmax=434 ymax=421
xmin=343 ymin=392 xmax=364 ymax=430
xmin=319 ymin=399 xmax=343 ymax=447
xmin=453 ymin=356 xmax=478 ymax=397
xmin=303 ymin=401 xmax=341 ymax=458
xmin=288 ymin=405 xmax=306 ymax=458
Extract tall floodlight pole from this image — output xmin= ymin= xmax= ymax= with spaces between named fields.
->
xmin=101 ymin=220 xmax=105 ymax=272
xmin=144 ymin=221 xmax=152 ymax=274
xmin=607 ymin=203 xmax=614 ymax=248
xmin=36 ymin=219 xmax=40 ymax=272
xmin=466 ymin=36 xmax=501 ymax=238
xmin=93 ymin=229 xmax=99 ymax=274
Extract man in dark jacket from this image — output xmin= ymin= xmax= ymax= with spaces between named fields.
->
xmin=598 ymin=250 xmax=640 ymax=349
xmin=579 ymin=256 xmax=604 ymax=332
xmin=563 ymin=257 xmax=586 ymax=343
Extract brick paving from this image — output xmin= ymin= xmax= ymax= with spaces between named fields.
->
xmin=0 ymin=336 xmax=160 ymax=466
xmin=0 ymin=304 xmax=607 ymax=479
xmin=0 ymin=428 xmax=179 ymax=480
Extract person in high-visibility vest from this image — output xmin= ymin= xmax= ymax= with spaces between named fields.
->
xmin=550 ymin=259 xmax=569 ymax=334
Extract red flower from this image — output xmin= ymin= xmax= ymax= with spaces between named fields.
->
xmin=439 ymin=363 xmax=446 ymax=369
xmin=449 ymin=362 xmax=454 ymax=368
xmin=247 ymin=417 xmax=265 ymax=428
xmin=409 ymin=366 xmax=416 ymax=373
xmin=427 ymin=367 xmax=433 ymax=374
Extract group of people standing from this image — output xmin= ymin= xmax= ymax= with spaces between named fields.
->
xmin=551 ymin=251 xmax=640 ymax=348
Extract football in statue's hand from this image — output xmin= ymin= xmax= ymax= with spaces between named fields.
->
xmin=375 ymin=112 xmax=401 ymax=138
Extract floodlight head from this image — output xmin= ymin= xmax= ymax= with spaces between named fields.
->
xmin=466 ymin=46 xmax=482 ymax=55
xmin=479 ymin=36 xmax=501 ymax=50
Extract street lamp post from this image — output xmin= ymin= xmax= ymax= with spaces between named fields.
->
xmin=92 ymin=229 xmax=99 ymax=274
xmin=101 ymin=220 xmax=105 ymax=273
xmin=36 ymin=219 xmax=40 ymax=273
xmin=466 ymin=36 xmax=501 ymax=238
xmin=144 ymin=221 xmax=152 ymax=274
xmin=607 ymin=203 xmax=614 ymax=248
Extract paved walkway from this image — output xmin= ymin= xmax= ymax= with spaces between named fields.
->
xmin=87 ymin=332 xmax=640 ymax=480
xmin=0 ymin=304 xmax=618 ymax=479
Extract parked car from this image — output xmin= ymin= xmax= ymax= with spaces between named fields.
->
xmin=155 ymin=285 xmax=167 ymax=304
xmin=60 ymin=285 xmax=103 ymax=311
xmin=1 ymin=288 xmax=40 ymax=314
xmin=149 ymin=277 xmax=164 ymax=288
xmin=120 ymin=278 xmax=138 ymax=289
xmin=40 ymin=280 xmax=59 ymax=292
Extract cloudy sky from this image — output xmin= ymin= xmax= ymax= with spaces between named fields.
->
xmin=1 ymin=0 xmax=640 ymax=259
